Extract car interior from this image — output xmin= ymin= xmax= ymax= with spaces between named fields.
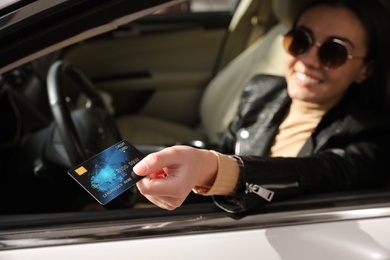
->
xmin=0 ymin=0 xmax=389 ymax=227
xmin=114 ymin=0 xmax=308 ymax=147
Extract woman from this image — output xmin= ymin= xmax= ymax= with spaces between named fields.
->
xmin=134 ymin=0 xmax=390 ymax=212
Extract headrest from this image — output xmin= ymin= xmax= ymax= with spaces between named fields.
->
xmin=271 ymin=0 xmax=312 ymax=28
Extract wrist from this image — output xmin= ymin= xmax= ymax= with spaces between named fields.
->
xmin=193 ymin=151 xmax=240 ymax=196
xmin=197 ymin=149 xmax=219 ymax=187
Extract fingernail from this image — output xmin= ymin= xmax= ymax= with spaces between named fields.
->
xmin=133 ymin=161 xmax=146 ymax=175
xmin=154 ymin=169 xmax=168 ymax=179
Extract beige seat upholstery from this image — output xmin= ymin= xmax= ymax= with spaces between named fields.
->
xmin=116 ymin=115 xmax=205 ymax=145
xmin=200 ymin=22 xmax=288 ymax=144
xmin=116 ymin=0 xmax=311 ymax=146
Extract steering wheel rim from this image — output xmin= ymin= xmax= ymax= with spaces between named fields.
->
xmin=47 ymin=60 xmax=121 ymax=166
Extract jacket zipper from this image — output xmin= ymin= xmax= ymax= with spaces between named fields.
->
xmin=245 ymin=182 xmax=299 ymax=202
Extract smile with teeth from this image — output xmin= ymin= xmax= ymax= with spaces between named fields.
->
xmin=296 ymin=72 xmax=320 ymax=83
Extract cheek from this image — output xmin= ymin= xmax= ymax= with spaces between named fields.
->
xmin=327 ymin=68 xmax=358 ymax=93
xmin=285 ymin=54 xmax=295 ymax=69
xmin=284 ymin=54 xmax=296 ymax=79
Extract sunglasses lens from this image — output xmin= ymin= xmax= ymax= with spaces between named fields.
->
xmin=283 ymin=29 xmax=311 ymax=57
xmin=319 ymin=40 xmax=349 ymax=69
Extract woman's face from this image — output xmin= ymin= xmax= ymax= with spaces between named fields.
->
xmin=285 ymin=5 xmax=371 ymax=104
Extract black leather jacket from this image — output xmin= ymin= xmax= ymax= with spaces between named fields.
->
xmin=214 ymin=74 xmax=390 ymax=213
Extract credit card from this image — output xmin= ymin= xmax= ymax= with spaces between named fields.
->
xmin=68 ymin=140 xmax=144 ymax=205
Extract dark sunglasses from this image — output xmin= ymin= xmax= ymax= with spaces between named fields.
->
xmin=283 ymin=28 xmax=365 ymax=70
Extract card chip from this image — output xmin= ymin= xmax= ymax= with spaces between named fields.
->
xmin=75 ymin=166 xmax=88 ymax=176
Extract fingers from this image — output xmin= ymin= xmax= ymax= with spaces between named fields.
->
xmin=149 ymin=168 xmax=168 ymax=179
xmin=133 ymin=146 xmax=188 ymax=177
xmin=136 ymin=173 xmax=190 ymax=198
xmin=136 ymin=177 xmax=189 ymax=210
xmin=133 ymin=145 xmax=218 ymax=211
xmin=140 ymin=194 xmax=185 ymax=210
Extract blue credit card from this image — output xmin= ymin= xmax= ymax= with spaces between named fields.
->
xmin=68 ymin=140 xmax=144 ymax=205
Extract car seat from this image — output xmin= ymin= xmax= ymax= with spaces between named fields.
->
xmin=115 ymin=0 xmax=312 ymax=148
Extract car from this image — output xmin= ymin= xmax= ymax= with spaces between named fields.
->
xmin=0 ymin=0 xmax=389 ymax=259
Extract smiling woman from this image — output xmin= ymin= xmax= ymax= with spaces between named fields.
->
xmin=0 ymin=0 xmax=390 ymax=258
xmin=134 ymin=0 xmax=390 ymax=214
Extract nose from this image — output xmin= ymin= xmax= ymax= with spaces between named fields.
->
xmin=298 ymin=42 xmax=322 ymax=69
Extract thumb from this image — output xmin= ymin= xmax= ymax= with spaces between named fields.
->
xmin=133 ymin=151 xmax=168 ymax=177
xmin=133 ymin=145 xmax=193 ymax=177
xmin=133 ymin=158 xmax=151 ymax=177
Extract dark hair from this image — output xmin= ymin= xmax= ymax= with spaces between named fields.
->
xmin=294 ymin=0 xmax=390 ymax=112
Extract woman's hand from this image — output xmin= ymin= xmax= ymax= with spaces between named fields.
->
xmin=134 ymin=145 xmax=218 ymax=210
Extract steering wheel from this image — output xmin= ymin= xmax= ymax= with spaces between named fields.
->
xmin=47 ymin=60 xmax=122 ymax=166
